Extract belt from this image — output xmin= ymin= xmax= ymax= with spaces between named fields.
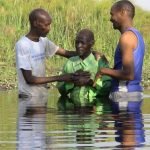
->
xmin=109 ymin=91 xmax=143 ymax=102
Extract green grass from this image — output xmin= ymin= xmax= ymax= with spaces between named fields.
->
xmin=0 ymin=0 xmax=150 ymax=89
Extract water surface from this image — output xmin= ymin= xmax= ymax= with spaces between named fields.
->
xmin=0 ymin=89 xmax=150 ymax=150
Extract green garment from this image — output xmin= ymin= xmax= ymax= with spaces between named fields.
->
xmin=57 ymin=53 xmax=112 ymax=107
xmin=57 ymin=96 xmax=111 ymax=115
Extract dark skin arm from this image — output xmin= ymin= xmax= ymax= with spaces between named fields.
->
xmin=56 ymin=47 xmax=77 ymax=58
xmin=56 ymin=47 xmax=101 ymax=60
xmin=21 ymin=69 xmax=91 ymax=85
xmin=93 ymin=31 xmax=137 ymax=86
xmin=21 ymin=69 xmax=74 ymax=85
xmin=22 ymin=47 xmax=101 ymax=85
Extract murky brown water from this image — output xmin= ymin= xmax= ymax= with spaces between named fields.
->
xmin=0 ymin=89 xmax=150 ymax=150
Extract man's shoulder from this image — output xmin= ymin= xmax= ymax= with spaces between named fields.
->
xmin=16 ymin=36 xmax=30 ymax=46
xmin=39 ymin=37 xmax=53 ymax=44
xmin=39 ymin=37 xmax=48 ymax=42
xmin=15 ymin=36 xmax=32 ymax=53
xmin=119 ymin=30 xmax=138 ymax=48
xmin=63 ymin=56 xmax=79 ymax=68
xmin=121 ymin=29 xmax=137 ymax=41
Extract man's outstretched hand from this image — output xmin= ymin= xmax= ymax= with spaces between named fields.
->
xmin=74 ymin=70 xmax=91 ymax=77
xmin=59 ymin=70 xmax=91 ymax=85
xmin=72 ymin=70 xmax=92 ymax=86
xmin=92 ymin=51 xmax=108 ymax=63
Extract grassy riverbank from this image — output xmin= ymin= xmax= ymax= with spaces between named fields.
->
xmin=0 ymin=0 xmax=150 ymax=89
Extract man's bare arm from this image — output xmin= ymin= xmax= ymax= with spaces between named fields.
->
xmin=94 ymin=31 xmax=137 ymax=85
xmin=21 ymin=69 xmax=73 ymax=84
xmin=56 ymin=47 xmax=77 ymax=58
xmin=56 ymin=47 xmax=102 ymax=60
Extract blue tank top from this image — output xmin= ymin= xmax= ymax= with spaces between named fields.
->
xmin=112 ymin=28 xmax=145 ymax=92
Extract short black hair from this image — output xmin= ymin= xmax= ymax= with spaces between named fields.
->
xmin=29 ymin=8 xmax=51 ymax=26
xmin=76 ymin=28 xmax=95 ymax=43
xmin=113 ymin=0 xmax=135 ymax=19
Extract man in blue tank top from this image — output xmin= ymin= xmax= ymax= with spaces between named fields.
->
xmin=94 ymin=0 xmax=145 ymax=113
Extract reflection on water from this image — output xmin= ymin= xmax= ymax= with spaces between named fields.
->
xmin=0 ymin=90 xmax=150 ymax=149
xmin=17 ymin=97 xmax=47 ymax=150
xmin=115 ymin=112 xmax=145 ymax=148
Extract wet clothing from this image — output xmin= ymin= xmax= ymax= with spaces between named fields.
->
xmin=57 ymin=53 xmax=112 ymax=107
xmin=111 ymin=98 xmax=143 ymax=113
xmin=111 ymin=28 xmax=145 ymax=146
xmin=110 ymin=28 xmax=145 ymax=110
xmin=16 ymin=36 xmax=59 ymax=97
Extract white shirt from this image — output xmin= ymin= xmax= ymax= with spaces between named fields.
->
xmin=16 ymin=36 xmax=59 ymax=97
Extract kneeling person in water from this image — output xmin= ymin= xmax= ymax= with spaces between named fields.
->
xmin=57 ymin=29 xmax=112 ymax=110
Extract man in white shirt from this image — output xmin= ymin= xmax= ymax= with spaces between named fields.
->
xmin=16 ymin=8 xmax=91 ymax=98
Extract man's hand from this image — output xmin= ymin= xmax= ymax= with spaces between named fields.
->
xmin=92 ymin=51 xmax=109 ymax=63
xmin=59 ymin=73 xmax=74 ymax=82
xmin=74 ymin=70 xmax=91 ymax=77
xmin=72 ymin=70 xmax=92 ymax=86
xmin=59 ymin=70 xmax=91 ymax=83
xmin=93 ymin=71 xmax=102 ymax=87
xmin=92 ymin=51 xmax=101 ymax=61
xmin=73 ymin=77 xmax=93 ymax=86
xmin=60 ymin=70 xmax=92 ymax=86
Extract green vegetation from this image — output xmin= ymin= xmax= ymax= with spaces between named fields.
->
xmin=0 ymin=0 xmax=150 ymax=89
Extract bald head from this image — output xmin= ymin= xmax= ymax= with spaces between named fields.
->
xmin=29 ymin=8 xmax=52 ymax=26
xmin=112 ymin=0 xmax=135 ymax=19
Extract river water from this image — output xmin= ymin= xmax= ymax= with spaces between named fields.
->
xmin=0 ymin=89 xmax=150 ymax=150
